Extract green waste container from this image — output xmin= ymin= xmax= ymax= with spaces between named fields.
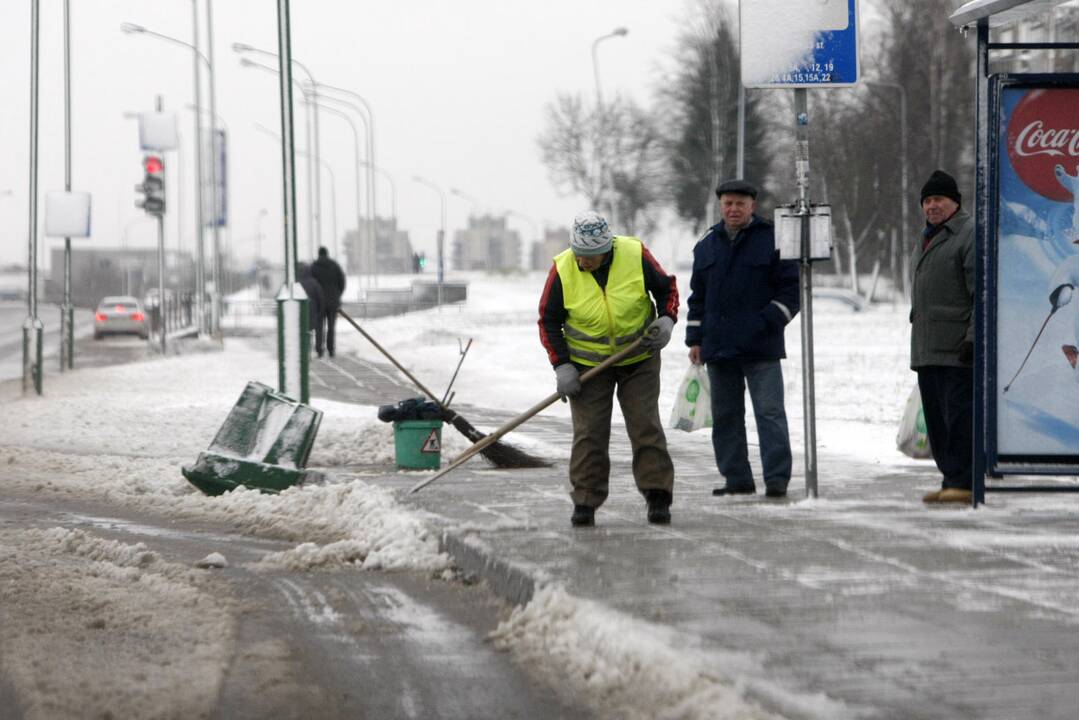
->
xmin=393 ymin=419 xmax=443 ymax=470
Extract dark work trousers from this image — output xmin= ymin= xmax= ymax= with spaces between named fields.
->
xmin=311 ymin=310 xmax=325 ymax=358
xmin=707 ymin=359 xmax=792 ymax=494
xmin=916 ymin=365 xmax=973 ymax=490
xmin=567 ymin=353 xmax=675 ymax=508
xmin=320 ymin=306 xmax=338 ymax=357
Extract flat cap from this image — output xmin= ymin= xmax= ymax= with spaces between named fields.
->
xmin=715 ymin=179 xmax=758 ymax=199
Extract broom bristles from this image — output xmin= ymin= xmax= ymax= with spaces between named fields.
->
xmin=445 ymin=411 xmax=550 ymax=469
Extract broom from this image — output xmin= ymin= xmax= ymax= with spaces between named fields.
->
xmin=410 ymin=332 xmax=654 ymax=494
xmin=338 ymin=309 xmax=550 ymax=469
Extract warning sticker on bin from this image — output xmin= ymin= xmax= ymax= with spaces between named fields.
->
xmin=421 ymin=430 xmax=441 ymax=453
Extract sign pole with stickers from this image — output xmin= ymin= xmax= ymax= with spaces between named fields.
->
xmin=740 ymin=0 xmax=860 ymax=498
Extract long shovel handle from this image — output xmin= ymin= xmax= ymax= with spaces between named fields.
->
xmin=409 ymin=333 xmax=654 ymax=494
xmin=338 ymin=308 xmax=444 ymax=406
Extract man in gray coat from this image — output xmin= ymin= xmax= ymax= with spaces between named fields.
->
xmin=910 ymin=170 xmax=974 ymax=504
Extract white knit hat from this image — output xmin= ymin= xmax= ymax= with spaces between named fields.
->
xmin=571 ymin=211 xmax=613 ymax=256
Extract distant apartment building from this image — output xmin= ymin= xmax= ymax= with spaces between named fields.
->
xmin=453 ymin=214 xmax=521 ymax=271
xmin=531 ymin=227 xmax=571 ymax=271
xmin=343 ymin=217 xmax=414 ymax=275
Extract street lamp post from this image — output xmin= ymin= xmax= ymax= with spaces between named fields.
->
xmin=271 ymin=0 xmax=308 ymax=403
xmin=24 ymin=0 xmax=44 ymax=395
xmin=252 ymin=125 xmax=338 ymax=289
xmin=591 ymin=27 xmax=628 ymax=223
xmin=60 ymin=0 xmax=74 ymax=371
xmin=413 ymin=175 xmax=446 ymax=307
xmin=122 ymin=18 xmax=217 ymax=335
xmin=233 ymin=42 xmax=323 ymax=257
xmin=450 ymin=187 xmax=481 ymax=217
xmin=308 ymin=103 xmax=365 ymax=281
xmin=239 ymin=56 xmax=317 ymax=263
xmin=308 ymin=85 xmax=378 ymax=288
xmin=866 ymin=80 xmax=909 ymax=299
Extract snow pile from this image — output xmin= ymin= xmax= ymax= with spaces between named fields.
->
xmin=0 ymin=527 xmax=233 ymax=719
xmin=492 ymin=584 xmax=851 ymax=720
xmin=239 ymin=481 xmax=452 ymax=572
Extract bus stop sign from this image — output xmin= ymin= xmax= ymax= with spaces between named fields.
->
xmin=741 ymin=0 xmax=860 ymax=88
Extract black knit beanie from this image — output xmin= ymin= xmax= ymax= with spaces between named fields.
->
xmin=920 ymin=170 xmax=961 ymax=205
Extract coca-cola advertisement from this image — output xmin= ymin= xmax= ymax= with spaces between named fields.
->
xmin=996 ymin=84 xmax=1079 ymax=458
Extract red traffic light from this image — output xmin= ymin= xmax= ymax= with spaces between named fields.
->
xmin=143 ymin=155 xmax=164 ymax=175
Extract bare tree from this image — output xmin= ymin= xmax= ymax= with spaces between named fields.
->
xmin=537 ymin=93 xmax=664 ymax=232
xmin=658 ymin=0 xmax=771 ymax=234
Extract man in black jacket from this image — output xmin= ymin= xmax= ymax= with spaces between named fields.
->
xmin=685 ymin=180 xmax=800 ymax=498
xmin=311 ymin=246 xmax=346 ymax=358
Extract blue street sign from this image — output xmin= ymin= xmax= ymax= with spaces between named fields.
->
xmin=740 ymin=0 xmax=860 ymax=89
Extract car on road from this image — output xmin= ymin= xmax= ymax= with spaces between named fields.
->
xmin=94 ymin=295 xmax=149 ymax=340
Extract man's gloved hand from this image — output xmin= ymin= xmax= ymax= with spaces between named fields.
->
xmin=959 ymin=341 xmax=974 ymax=365
xmin=554 ymin=363 xmax=581 ymax=400
xmin=1051 ymin=283 xmax=1074 ymax=311
xmin=640 ymin=316 xmax=675 ymax=350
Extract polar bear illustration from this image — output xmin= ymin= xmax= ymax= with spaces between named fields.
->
xmin=1054 ymin=163 xmax=1079 ymax=241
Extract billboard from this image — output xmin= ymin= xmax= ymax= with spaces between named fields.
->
xmin=991 ymin=77 xmax=1079 ymax=465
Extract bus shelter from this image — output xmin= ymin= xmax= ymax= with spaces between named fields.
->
xmin=951 ymin=0 xmax=1079 ymax=505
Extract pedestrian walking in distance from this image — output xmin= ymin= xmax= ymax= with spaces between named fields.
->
xmin=311 ymin=246 xmax=346 ymax=358
xmin=297 ymin=262 xmax=325 ymax=357
xmin=686 ymin=180 xmax=800 ymax=499
xmin=538 ymin=211 xmax=679 ymax=527
xmin=911 ymin=170 xmax=975 ymax=504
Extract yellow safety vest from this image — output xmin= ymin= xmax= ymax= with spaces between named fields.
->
xmin=554 ymin=236 xmax=654 ymax=367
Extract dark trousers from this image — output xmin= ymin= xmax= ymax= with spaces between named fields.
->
xmin=916 ymin=365 xmax=973 ymax=490
xmin=319 ymin=306 xmax=338 ymax=356
xmin=707 ymin=359 xmax=792 ymax=493
xmin=568 ymin=353 xmax=674 ymax=508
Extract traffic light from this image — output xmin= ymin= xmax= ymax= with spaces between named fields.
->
xmin=135 ymin=154 xmax=166 ymax=217
xmin=419 ymin=252 xmax=427 ymax=269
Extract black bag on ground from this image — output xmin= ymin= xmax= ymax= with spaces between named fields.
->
xmin=377 ymin=397 xmax=444 ymax=423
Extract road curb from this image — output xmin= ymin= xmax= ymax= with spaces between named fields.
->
xmin=440 ymin=530 xmax=537 ymax=606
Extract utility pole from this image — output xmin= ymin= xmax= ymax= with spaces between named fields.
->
xmin=24 ymin=0 xmax=44 ymax=396
xmin=60 ymin=0 xmax=74 ymax=371
xmin=794 ymin=89 xmax=818 ymax=499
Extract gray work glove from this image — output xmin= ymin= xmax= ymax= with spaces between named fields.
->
xmin=639 ymin=316 xmax=675 ymax=350
xmin=554 ymin=363 xmax=581 ymax=400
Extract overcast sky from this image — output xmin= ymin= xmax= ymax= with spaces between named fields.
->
xmin=0 ymin=0 xmax=699 ymax=273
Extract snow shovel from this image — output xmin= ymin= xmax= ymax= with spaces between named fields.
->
xmin=409 ymin=330 xmax=655 ymax=494
xmin=337 ymin=308 xmax=549 ymax=469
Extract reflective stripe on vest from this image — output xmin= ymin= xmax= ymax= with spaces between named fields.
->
xmin=554 ymin=236 xmax=654 ymax=367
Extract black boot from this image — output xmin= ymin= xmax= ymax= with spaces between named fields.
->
xmin=645 ymin=490 xmax=672 ymax=525
xmin=571 ymin=505 xmax=595 ymax=527
xmin=712 ymin=486 xmax=755 ymax=497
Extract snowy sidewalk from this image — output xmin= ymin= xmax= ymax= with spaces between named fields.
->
xmin=310 ymin=354 xmax=1079 ymax=720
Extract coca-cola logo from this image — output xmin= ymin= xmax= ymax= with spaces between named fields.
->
xmin=1007 ymin=89 xmax=1079 ymax=202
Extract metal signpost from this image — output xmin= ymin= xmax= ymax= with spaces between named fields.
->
xmin=741 ymin=0 xmax=860 ymax=497
xmin=950 ymin=0 xmax=1079 ymax=507
xmin=24 ymin=0 xmax=43 ymax=396
xmin=275 ymin=0 xmax=309 ymax=404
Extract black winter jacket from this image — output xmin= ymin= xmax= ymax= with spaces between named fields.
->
xmin=311 ymin=256 xmax=346 ymax=309
xmin=685 ymin=216 xmax=799 ymax=362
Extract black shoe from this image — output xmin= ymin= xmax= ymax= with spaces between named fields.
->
xmin=645 ymin=490 xmax=672 ymax=525
xmin=571 ymin=505 xmax=595 ymax=527
xmin=712 ymin=486 xmax=756 ymax=497
xmin=765 ymin=488 xmax=787 ymax=498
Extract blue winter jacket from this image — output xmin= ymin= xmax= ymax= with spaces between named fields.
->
xmin=685 ymin=216 xmax=800 ymax=362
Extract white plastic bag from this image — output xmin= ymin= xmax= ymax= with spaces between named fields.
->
xmin=669 ymin=363 xmax=712 ymax=432
xmin=896 ymin=382 xmax=932 ymax=459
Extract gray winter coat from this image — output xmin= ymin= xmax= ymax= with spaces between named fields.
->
xmin=910 ymin=209 xmax=974 ymax=369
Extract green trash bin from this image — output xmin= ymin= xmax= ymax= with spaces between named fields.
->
xmin=393 ymin=419 xmax=443 ymax=470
